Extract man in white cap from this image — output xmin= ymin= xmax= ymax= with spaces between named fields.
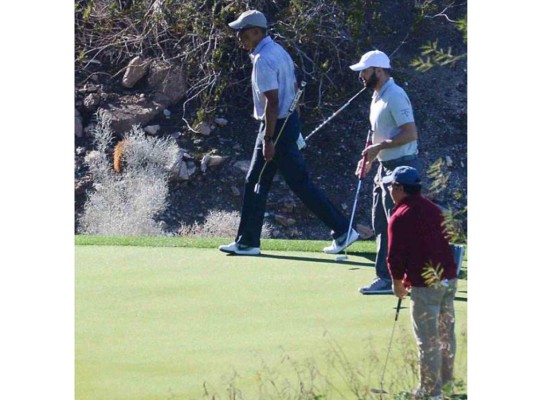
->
xmin=350 ymin=50 xmax=422 ymax=294
xmin=219 ymin=10 xmax=358 ymax=255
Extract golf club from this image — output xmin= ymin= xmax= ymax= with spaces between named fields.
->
xmin=254 ymin=81 xmax=307 ymax=194
xmin=301 ymin=86 xmax=367 ymax=147
xmin=371 ymin=297 xmax=403 ymax=398
xmin=335 ymin=129 xmax=373 ymax=262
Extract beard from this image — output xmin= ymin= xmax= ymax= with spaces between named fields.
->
xmin=363 ymin=70 xmax=378 ymax=90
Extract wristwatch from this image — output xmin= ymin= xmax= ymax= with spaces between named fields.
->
xmin=264 ymin=136 xmax=274 ymax=142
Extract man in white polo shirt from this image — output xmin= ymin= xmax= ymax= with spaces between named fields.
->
xmin=219 ymin=10 xmax=357 ymax=256
xmin=351 ymin=50 xmax=422 ymax=294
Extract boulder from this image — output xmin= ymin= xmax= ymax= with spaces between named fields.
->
xmin=274 ymin=214 xmax=296 ymax=227
xmin=147 ymin=61 xmax=187 ymax=105
xmin=233 ymin=160 xmax=251 ymax=174
xmin=214 ymin=117 xmax=228 ymax=127
xmin=97 ymin=94 xmax=162 ymax=136
xmin=197 ymin=121 xmax=212 ymax=136
xmin=200 ymin=154 xmax=228 ymax=172
xmin=122 ymin=56 xmax=150 ymax=88
xmin=144 ymin=124 xmax=161 ymax=135
xmin=83 ymin=93 xmax=101 ymax=113
xmin=168 ymin=149 xmax=197 ymax=181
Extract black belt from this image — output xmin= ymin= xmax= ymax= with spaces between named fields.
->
xmin=380 ymin=154 xmax=418 ymax=169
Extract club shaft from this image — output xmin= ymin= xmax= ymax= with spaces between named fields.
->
xmin=346 ymin=129 xmax=373 ymax=230
xmin=380 ymin=298 xmax=403 ymax=389
xmin=395 ymin=298 xmax=402 ymax=321
xmin=304 ymin=87 xmax=366 ymax=142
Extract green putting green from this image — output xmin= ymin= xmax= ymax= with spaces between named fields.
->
xmin=75 ymin=244 xmax=467 ymax=399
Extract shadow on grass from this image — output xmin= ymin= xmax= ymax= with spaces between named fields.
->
xmin=258 ymin=253 xmax=374 ymax=267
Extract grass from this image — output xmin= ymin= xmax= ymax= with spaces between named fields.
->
xmin=75 ymin=236 xmax=467 ymax=399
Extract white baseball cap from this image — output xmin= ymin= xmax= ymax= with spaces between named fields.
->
xmin=349 ymin=50 xmax=391 ymax=71
xmin=228 ymin=10 xmax=267 ymax=30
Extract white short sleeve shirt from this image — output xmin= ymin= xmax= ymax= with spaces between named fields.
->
xmin=250 ymin=36 xmax=296 ymax=120
xmin=370 ymin=78 xmax=418 ymax=162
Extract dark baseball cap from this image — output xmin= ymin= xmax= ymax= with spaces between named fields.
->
xmin=382 ymin=166 xmax=421 ymax=185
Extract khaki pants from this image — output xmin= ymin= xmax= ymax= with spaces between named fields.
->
xmin=410 ymin=279 xmax=457 ymax=398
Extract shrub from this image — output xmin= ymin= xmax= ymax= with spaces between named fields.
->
xmin=178 ymin=209 xmax=272 ymax=238
xmin=79 ymin=111 xmax=177 ymax=235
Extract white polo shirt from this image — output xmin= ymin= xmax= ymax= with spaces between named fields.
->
xmin=249 ymin=36 xmax=296 ymax=120
xmin=370 ymin=78 xmax=418 ymax=162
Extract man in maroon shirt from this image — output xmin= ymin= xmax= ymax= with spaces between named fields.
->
xmin=383 ymin=166 xmax=458 ymax=400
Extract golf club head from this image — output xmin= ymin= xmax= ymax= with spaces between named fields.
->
xmin=254 ymin=183 xmax=261 ymax=194
xmin=335 ymin=255 xmax=348 ymax=262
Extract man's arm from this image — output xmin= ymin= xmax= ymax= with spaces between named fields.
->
xmin=263 ymin=89 xmax=279 ymax=162
xmin=362 ymin=122 xmax=418 ymax=163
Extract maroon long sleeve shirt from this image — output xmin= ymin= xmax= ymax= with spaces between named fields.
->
xmin=387 ymin=193 xmax=457 ymax=287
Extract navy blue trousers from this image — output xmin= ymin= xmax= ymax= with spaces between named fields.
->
xmin=235 ymin=113 xmax=349 ymax=248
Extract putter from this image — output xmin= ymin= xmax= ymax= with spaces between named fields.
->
xmin=303 ymin=86 xmax=367 ymax=144
xmin=254 ymin=81 xmax=307 ymax=194
xmin=335 ymin=129 xmax=373 ymax=262
xmin=371 ymin=298 xmax=403 ymax=398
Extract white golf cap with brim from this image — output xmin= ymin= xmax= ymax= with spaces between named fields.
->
xmin=228 ymin=10 xmax=267 ymax=30
xmin=349 ymin=50 xmax=391 ymax=71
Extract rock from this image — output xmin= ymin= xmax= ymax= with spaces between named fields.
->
xmin=83 ymin=93 xmax=101 ymax=113
xmin=144 ymin=124 xmax=161 ymax=135
xmin=167 ymin=149 xmax=197 ymax=182
xmin=231 ymin=186 xmax=241 ymax=196
xmin=201 ymin=154 xmax=228 ymax=172
xmin=280 ymin=198 xmax=297 ymax=213
xmin=214 ymin=117 xmax=228 ymax=127
xmin=147 ymin=61 xmax=187 ymax=105
xmin=197 ymin=121 xmax=211 ymax=136
xmin=274 ymin=214 xmax=296 ymax=227
xmin=75 ymin=108 xmax=83 ymax=138
xmin=97 ymin=94 xmax=162 ymax=136
xmin=122 ymin=56 xmax=150 ymax=88
xmin=287 ymin=228 xmax=302 ymax=238
xmin=356 ymin=223 xmax=374 ymax=240
xmin=445 ymin=155 xmax=453 ymax=167
xmin=233 ymin=160 xmax=251 ymax=174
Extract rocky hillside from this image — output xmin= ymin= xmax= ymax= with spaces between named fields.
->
xmin=75 ymin=0 xmax=467 ymax=240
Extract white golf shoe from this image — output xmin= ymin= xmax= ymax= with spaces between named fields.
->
xmin=323 ymin=228 xmax=359 ymax=254
xmin=218 ymin=242 xmax=261 ymax=256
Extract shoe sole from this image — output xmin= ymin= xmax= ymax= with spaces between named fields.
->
xmin=219 ymin=247 xmax=237 ymax=254
xmin=324 ymin=233 xmax=359 ymax=254
xmin=219 ymin=247 xmax=261 ymax=256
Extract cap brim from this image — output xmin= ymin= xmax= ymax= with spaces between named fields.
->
xmin=228 ymin=20 xmax=244 ymax=29
xmin=349 ymin=62 xmax=365 ymax=71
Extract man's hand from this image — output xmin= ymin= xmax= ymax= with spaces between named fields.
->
xmin=355 ymin=158 xmax=372 ymax=178
xmin=361 ymin=143 xmax=382 ymax=164
xmin=393 ymin=279 xmax=409 ymax=299
xmin=263 ymin=140 xmax=275 ymax=162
